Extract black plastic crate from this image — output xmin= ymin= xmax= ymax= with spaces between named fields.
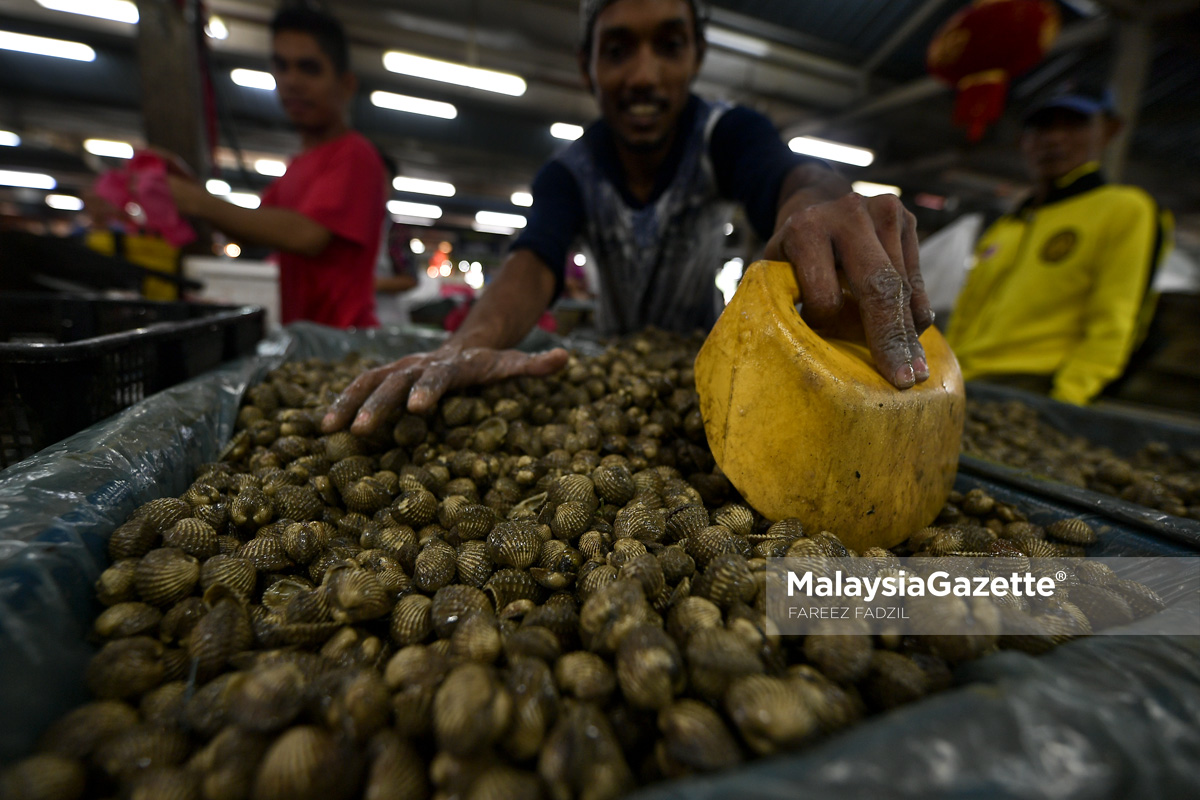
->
xmin=0 ymin=293 xmax=265 ymax=468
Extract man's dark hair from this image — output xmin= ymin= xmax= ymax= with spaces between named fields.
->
xmin=271 ymin=4 xmax=350 ymax=74
xmin=579 ymin=0 xmax=708 ymax=59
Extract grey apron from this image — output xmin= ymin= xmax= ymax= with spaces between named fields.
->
xmin=557 ymin=98 xmax=735 ymax=335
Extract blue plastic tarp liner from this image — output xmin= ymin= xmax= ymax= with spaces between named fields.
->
xmin=960 ymin=382 xmax=1200 ymax=550
xmin=1 ymin=323 xmax=1198 ymax=800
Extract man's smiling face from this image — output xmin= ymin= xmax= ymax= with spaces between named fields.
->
xmin=583 ymin=0 xmax=704 ymax=154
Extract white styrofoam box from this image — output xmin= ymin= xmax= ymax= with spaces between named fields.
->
xmin=184 ymin=257 xmax=280 ymax=330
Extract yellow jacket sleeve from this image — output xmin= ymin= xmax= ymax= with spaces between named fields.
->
xmin=1051 ymin=190 xmax=1158 ymax=405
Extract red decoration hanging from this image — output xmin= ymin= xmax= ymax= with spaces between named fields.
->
xmin=927 ymin=0 xmax=1061 ymax=141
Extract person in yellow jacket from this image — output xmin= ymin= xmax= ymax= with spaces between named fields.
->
xmin=946 ymin=89 xmax=1171 ymax=405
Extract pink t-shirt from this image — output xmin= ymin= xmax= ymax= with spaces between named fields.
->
xmin=261 ymin=131 xmax=386 ymax=328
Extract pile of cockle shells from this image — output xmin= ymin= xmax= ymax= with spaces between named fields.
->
xmin=1 ymin=332 xmax=1167 ymax=800
xmin=963 ymin=399 xmax=1200 ymax=521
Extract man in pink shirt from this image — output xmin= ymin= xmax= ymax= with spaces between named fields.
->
xmin=169 ymin=7 xmax=386 ymax=328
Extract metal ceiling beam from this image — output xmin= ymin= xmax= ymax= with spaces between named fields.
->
xmin=1091 ymin=0 xmax=1198 ymax=18
xmin=1009 ymin=50 xmax=1087 ymax=102
xmin=860 ymin=0 xmax=957 ymax=77
xmin=700 ymin=28 xmax=864 ymax=87
xmin=699 ymin=51 xmax=861 ymax=111
xmin=1044 ymin=13 xmax=1115 ymax=54
xmin=1092 ymin=0 xmax=1146 ymax=15
xmin=783 ymin=77 xmax=946 ymax=139
xmin=718 ymin=35 xmax=863 ymax=87
xmin=867 ymin=150 xmax=966 ymax=181
xmin=1105 ymin=16 xmax=1153 ymax=180
xmin=706 ymin=6 xmax=861 ymax=64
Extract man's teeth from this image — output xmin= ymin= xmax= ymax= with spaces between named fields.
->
xmin=628 ymin=104 xmax=659 ymax=115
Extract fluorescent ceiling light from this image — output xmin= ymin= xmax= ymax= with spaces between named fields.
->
xmin=394 ymin=176 xmax=455 ymax=197
xmin=205 ymin=15 xmax=228 ymax=40
xmin=0 ymin=131 xmax=19 ymax=147
xmin=254 ymin=159 xmax=287 ymax=177
xmin=370 ymin=91 xmax=457 ymax=119
xmin=0 ymin=170 xmax=56 ymax=189
xmin=788 ymin=136 xmax=874 ymax=167
xmin=472 ymin=222 xmax=516 ymax=235
xmin=206 ymin=179 xmax=231 ymax=195
xmin=705 ymin=25 xmax=769 ymax=57
xmin=388 ymin=199 xmax=443 ymax=219
xmin=511 ymin=191 xmax=532 ymax=207
xmin=0 ymin=31 xmax=95 ymax=61
xmin=476 ymin=211 xmax=526 ymax=229
xmin=84 ymin=138 xmax=134 ymax=159
xmin=852 ymin=181 xmax=901 ymax=198
xmin=231 ymin=69 xmax=275 ymax=91
xmin=45 ymin=193 xmax=83 ymax=211
xmin=227 ymin=192 xmax=260 ymax=209
xmin=391 ymin=214 xmax=436 ymax=227
xmin=551 ymin=123 xmax=583 ymax=141
xmin=383 ymin=51 xmax=526 ymax=97
xmin=35 ymin=0 xmax=138 ymax=24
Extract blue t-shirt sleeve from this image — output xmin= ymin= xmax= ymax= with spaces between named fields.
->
xmin=710 ymin=106 xmax=828 ymax=241
xmin=510 ymin=160 xmax=585 ymax=300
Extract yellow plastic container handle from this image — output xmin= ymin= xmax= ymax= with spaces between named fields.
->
xmin=694 ymin=259 xmax=965 ymax=552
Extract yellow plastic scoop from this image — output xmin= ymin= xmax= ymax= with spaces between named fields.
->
xmin=694 ymin=260 xmax=965 ymax=552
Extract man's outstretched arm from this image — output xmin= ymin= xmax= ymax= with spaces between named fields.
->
xmin=321 ymin=249 xmax=568 ymax=435
xmin=168 ymin=176 xmax=333 ymax=258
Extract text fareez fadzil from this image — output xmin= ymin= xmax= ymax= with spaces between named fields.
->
xmin=788 ymin=606 xmax=909 ymax=619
